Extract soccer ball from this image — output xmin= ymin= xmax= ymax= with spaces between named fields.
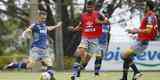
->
xmin=40 ymin=72 xmax=51 ymax=80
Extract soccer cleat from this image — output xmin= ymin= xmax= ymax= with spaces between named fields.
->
xmin=120 ymin=77 xmax=128 ymax=80
xmin=47 ymin=70 xmax=56 ymax=80
xmin=71 ymin=76 xmax=79 ymax=80
xmin=120 ymin=78 xmax=127 ymax=80
xmin=71 ymin=76 xmax=75 ymax=80
xmin=94 ymin=72 xmax=99 ymax=76
xmin=77 ymin=70 xmax=81 ymax=77
xmin=50 ymin=77 xmax=56 ymax=80
xmin=72 ymin=63 xmax=81 ymax=77
xmin=40 ymin=72 xmax=52 ymax=80
xmin=132 ymin=73 xmax=143 ymax=80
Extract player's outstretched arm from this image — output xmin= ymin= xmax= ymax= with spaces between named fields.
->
xmin=68 ymin=22 xmax=82 ymax=32
xmin=126 ymin=25 xmax=153 ymax=34
xmin=126 ymin=28 xmax=140 ymax=34
xmin=140 ymin=25 xmax=153 ymax=34
xmin=96 ymin=17 xmax=110 ymax=24
xmin=47 ymin=21 xmax=62 ymax=31
xmin=21 ymin=25 xmax=33 ymax=39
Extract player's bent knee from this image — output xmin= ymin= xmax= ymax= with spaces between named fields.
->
xmin=27 ymin=58 xmax=35 ymax=68
xmin=74 ymin=47 xmax=86 ymax=57
xmin=95 ymin=53 xmax=102 ymax=58
xmin=78 ymin=47 xmax=86 ymax=53
xmin=123 ymin=48 xmax=134 ymax=59
xmin=43 ymin=58 xmax=53 ymax=67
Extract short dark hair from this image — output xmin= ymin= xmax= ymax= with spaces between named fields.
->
xmin=146 ymin=0 xmax=154 ymax=10
xmin=87 ymin=0 xmax=95 ymax=6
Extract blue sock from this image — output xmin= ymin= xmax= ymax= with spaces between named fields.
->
xmin=122 ymin=61 xmax=129 ymax=80
xmin=95 ymin=57 xmax=102 ymax=74
xmin=72 ymin=63 xmax=81 ymax=77
xmin=130 ymin=63 xmax=139 ymax=74
xmin=47 ymin=66 xmax=54 ymax=77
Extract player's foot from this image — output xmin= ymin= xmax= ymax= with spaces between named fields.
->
xmin=71 ymin=76 xmax=79 ymax=80
xmin=120 ymin=79 xmax=127 ymax=80
xmin=120 ymin=78 xmax=127 ymax=80
xmin=132 ymin=73 xmax=143 ymax=80
xmin=51 ymin=76 xmax=56 ymax=80
xmin=77 ymin=70 xmax=81 ymax=77
xmin=71 ymin=63 xmax=81 ymax=78
xmin=94 ymin=72 xmax=99 ymax=76
xmin=47 ymin=70 xmax=56 ymax=80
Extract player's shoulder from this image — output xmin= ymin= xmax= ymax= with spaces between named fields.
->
xmin=30 ymin=22 xmax=39 ymax=27
xmin=80 ymin=12 xmax=87 ymax=16
xmin=29 ymin=22 xmax=41 ymax=30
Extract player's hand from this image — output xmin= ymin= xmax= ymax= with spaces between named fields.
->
xmin=104 ymin=17 xmax=110 ymax=24
xmin=57 ymin=21 xmax=62 ymax=27
xmin=68 ymin=26 xmax=82 ymax=32
xmin=126 ymin=28 xmax=139 ymax=34
xmin=20 ymin=31 xmax=31 ymax=40
xmin=20 ymin=32 xmax=26 ymax=40
xmin=68 ymin=26 xmax=74 ymax=31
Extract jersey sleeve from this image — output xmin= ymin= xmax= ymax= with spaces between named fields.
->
xmin=80 ymin=13 xmax=83 ymax=22
xmin=30 ymin=23 xmax=37 ymax=31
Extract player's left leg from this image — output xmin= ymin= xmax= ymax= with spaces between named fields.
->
xmin=121 ymin=48 xmax=135 ymax=80
xmin=89 ymin=39 xmax=102 ymax=76
xmin=96 ymin=32 xmax=110 ymax=76
xmin=130 ymin=41 xmax=148 ymax=80
xmin=121 ymin=41 xmax=148 ymax=80
xmin=40 ymin=49 xmax=55 ymax=80
xmin=41 ymin=58 xmax=55 ymax=80
xmin=71 ymin=49 xmax=92 ymax=80
xmin=71 ymin=37 xmax=95 ymax=80
xmin=94 ymin=54 xmax=102 ymax=76
xmin=71 ymin=44 xmax=89 ymax=80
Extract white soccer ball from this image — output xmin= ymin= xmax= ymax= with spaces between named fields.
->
xmin=41 ymin=72 xmax=51 ymax=80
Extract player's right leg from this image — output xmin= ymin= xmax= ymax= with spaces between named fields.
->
xmin=38 ymin=48 xmax=55 ymax=80
xmin=121 ymin=49 xmax=142 ymax=80
xmin=28 ymin=47 xmax=55 ymax=80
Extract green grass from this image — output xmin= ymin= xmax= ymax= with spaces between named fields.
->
xmin=0 ymin=71 xmax=160 ymax=80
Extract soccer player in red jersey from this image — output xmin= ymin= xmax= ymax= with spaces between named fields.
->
xmin=70 ymin=1 xmax=108 ymax=80
xmin=121 ymin=1 xmax=158 ymax=80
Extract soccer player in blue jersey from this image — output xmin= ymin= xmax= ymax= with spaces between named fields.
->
xmin=22 ymin=11 xmax=61 ymax=80
xmin=97 ymin=14 xmax=111 ymax=75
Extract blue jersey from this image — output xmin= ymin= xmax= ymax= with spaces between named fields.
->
xmin=31 ymin=22 xmax=48 ymax=49
xmin=99 ymin=24 xmax=110 ymax=45
xmin=102 ymin=24 xmax=110 ymax=33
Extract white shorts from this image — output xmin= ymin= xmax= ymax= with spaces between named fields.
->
xmin=131 ymin=41 xmax=149 ymax=55
xmin=78 ymin=37 xmax=101 ymax=55
xmin=29 ymin=47 xmax=53 ymax=66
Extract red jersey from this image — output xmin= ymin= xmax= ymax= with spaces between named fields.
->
xmin=80 ymin=11 xmax=102 ymax=38
xmin=138 ymin=11 xmax=158 ymax=41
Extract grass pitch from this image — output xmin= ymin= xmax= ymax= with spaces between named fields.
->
xmin=0 ymin=71 xmax=160 ymax=80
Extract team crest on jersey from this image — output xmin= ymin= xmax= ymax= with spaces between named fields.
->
xmin=86 ymin=21 xmax=93 ymax=27
xmin=84 ymin=21 xmax=96 ymax=32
